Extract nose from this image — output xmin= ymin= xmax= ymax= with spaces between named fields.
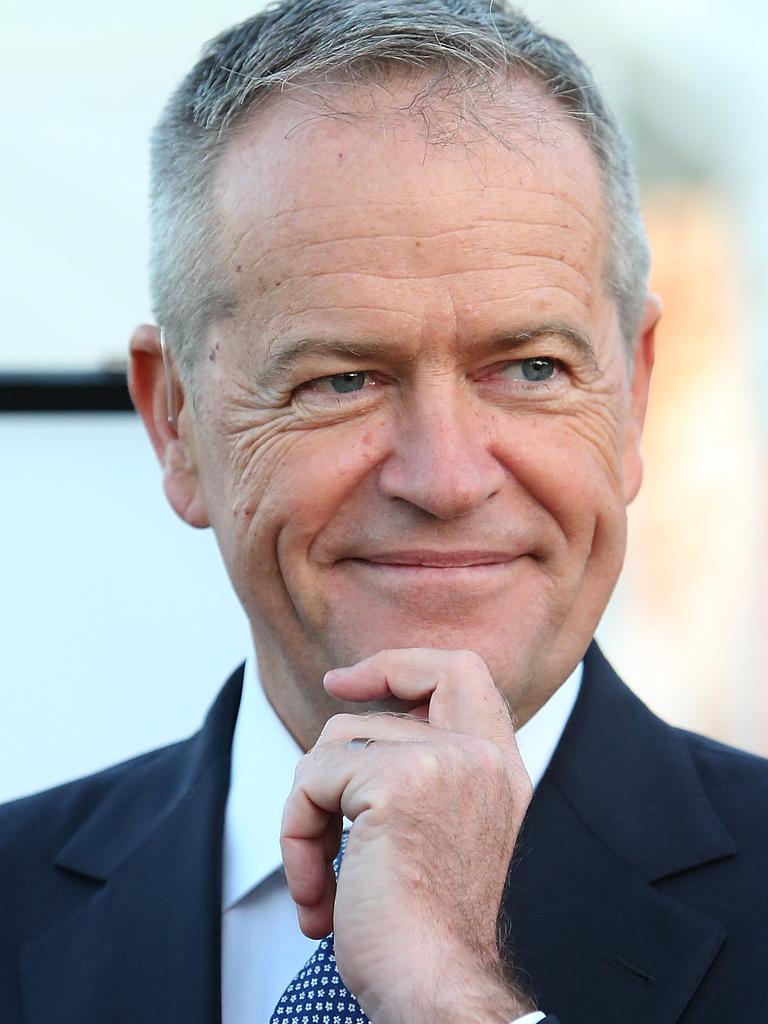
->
xmin=377 ymin=385 xmax=507 ymax=520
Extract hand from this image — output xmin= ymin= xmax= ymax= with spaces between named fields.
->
xmin=280 ymin=648 xmax=535 ymax=1024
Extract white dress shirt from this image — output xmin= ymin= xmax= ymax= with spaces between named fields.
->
xmin=221 ymin=659 xmax=582 ymax=1023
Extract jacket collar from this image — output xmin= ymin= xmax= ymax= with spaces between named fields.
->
xmin=19 ymin=666 xmax=244 ymax=1024
xmin=505 ymin=643 xmax=735 ymax=1023
xmin=548 ymin=642 xmax=735 ymax=881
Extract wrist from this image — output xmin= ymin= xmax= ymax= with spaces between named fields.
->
xmin=368 ymin=960 xmax=534 ymax=1024
xmin=436 ymin=979 xmax=534 ymax=1024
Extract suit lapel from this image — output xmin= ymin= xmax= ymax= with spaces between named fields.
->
xmin=19 ymin=667 xmax=244 ymax=1024
xmin=504 ymin=644 xmax=735 ymax=1024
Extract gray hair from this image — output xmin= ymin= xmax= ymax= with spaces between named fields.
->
xmin=150 ymin=0 xmax=650 ymax=382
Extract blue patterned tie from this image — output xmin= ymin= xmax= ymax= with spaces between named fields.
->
xmin=270 ymin=833 xmax=369 ymax=1023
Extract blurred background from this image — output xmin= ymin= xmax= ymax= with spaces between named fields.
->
xmin=1 ymin=0 xmax=766 ymax=803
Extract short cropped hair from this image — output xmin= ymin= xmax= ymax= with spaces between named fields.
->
xmin=150 ymin=0 xmax=650 ymax=382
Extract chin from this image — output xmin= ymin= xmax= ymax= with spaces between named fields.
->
xmin=324 ymin=615 xmax=533 ymax=680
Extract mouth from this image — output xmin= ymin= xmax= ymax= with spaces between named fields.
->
xmin=327 ymin=549 xmax=534 ymax=613
xmin=352 ymin=550 xmax=517 ymax=569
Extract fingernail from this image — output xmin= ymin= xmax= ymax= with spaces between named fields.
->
xmin=325 ymin=664 xmax=351 ymax=678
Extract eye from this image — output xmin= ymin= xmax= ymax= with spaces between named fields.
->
xmin=501 ymin=357 xmax=560 ymax=383
xmin=300 ymin=371 xmax=373 ymax=395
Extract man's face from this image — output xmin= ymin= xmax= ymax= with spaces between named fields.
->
xmin=171 ymin=79 xmax=654 ymax=726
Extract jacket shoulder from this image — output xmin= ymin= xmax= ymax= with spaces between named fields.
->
xmin=0 ymin=740 xmax=187 ymax=870
xmin=0 ymin=663 xmax=244 ymax=871
xmin=678 ymin=726 xmax=768 ymax=840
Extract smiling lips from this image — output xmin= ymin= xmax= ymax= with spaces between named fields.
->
xmin=350 ymin=551 xmax=517 ymax=568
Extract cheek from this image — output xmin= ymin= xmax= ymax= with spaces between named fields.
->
xmin=214 ymin=416 xmax=392 ymax=565
xmin=277 ymin=425 xmax=391 ymax=547
xmin=497 ymin=407 xmax=627 ymax=544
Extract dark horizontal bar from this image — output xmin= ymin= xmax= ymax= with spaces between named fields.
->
xmin=0 ymin=372 xmax=134 ymax=413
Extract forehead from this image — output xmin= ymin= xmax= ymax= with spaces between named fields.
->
xmin=210 ymin=76 xmax=611 ymax=342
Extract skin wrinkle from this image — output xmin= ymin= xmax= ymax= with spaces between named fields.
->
xmin=238 ymin=254 xmax=596 ymax=298
xmin=241 ymin=327 xmax=618 ymax=464
xmin=228 ymin=189 xmax=596 ymax=223
xmin=235 ymin=286 xmax=603 ymax=368
xmin=233 ymin=262 xmax=595 ymax=296
xmin=255 ymin=325 xmax=599 ymax=392
xmin=209 ymin=122 xmax=612 ymax=354
xmin=236 ymin=218 xmax=593 ymax=253
xmin=231 ymin=226 xmax=598 ymax=268
xmin=249 ymin=294 xmax=606 ymax=370
xmin=228 ymin=207 xmax=598 ymax=256
xmin=214 ymin=368 xmax=617 ymax=530
xmin=220 ymin=198 xmax=602 ymax=323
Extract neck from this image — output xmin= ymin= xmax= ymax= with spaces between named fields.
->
xmin=250 ymin=641 xmax=377 ymax=751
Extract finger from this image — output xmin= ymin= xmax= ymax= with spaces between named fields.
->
xmin=282 ymin=746 xmax=379 ymax=938
xmin=314 ymin=710 xmax=432 ymax=748
xmin=281 ymin=740 xmax=420 ymax=936
xmin=280 ymin=782 xmax=343 ymax=938
xmin=294 ymin=855 xmax=336 ymax=940
xmin=323 ymin=648 xmax=490 ymax=705
xmin=324 ymin=648 xmax=515 ymax=743
xmin=282 ymin=708 xmax=438 ymax=933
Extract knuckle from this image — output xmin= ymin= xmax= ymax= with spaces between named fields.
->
xmin=396 ymin=743 xmax=444 ymax=789
xmin=317 ymin=712 xmax=360 ymax=743
xmin=466 ymin=735 xmax=509 ymax=778
xmin=292 ymin=755 xmax=310 ymax=782
xmin=409 ymin=742 xmax=444 ymax=774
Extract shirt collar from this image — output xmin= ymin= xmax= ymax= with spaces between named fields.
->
xmin=222 ymin=657 xmax=303 ymax=910
xmin=222 ymin=657 xmax=582 ymax=911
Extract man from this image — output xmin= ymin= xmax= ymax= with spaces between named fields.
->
xmin=2 ymin=2 xmax=766 ymax=1022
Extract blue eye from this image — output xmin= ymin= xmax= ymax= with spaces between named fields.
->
xmin=503 ymin=358 xmax=559 ymax=382
xmin=327 ymin=372 xmax=367 ymax=393
xmin=303 ymin=371 xmax=369 ymax=395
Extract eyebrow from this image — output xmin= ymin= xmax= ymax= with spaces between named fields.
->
xmin=258 ymin=321 xmax=598 ymax=387
xmin=259 ymin=337 xmax=388 ymax=388
xmin=488 ymin=323 xmax=599 ymax=372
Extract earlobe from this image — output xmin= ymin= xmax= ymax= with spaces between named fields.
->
xmin=623 ymin=294 xmax=660 ymax=505
xmin=128 ymin=324 xmax=210 ymax=529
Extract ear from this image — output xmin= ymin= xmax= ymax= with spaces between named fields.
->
xmin=128 ymin=324 xmax=210 ymax=528
xmin=623 ymin=294 xmax=661 ymax=505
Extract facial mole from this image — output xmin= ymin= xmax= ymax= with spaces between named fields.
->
xmin=235 ymin=264 xmax=242 ymax=273
xmin=273 ymin=280 xmax=282 ymax=287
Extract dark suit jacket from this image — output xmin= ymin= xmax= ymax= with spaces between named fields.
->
xmin=1 ymin=644 xmax=766 ymax=1023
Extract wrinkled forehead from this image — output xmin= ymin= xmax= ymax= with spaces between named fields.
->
xmin=205 ymin=73 xmax=611 ymax=349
